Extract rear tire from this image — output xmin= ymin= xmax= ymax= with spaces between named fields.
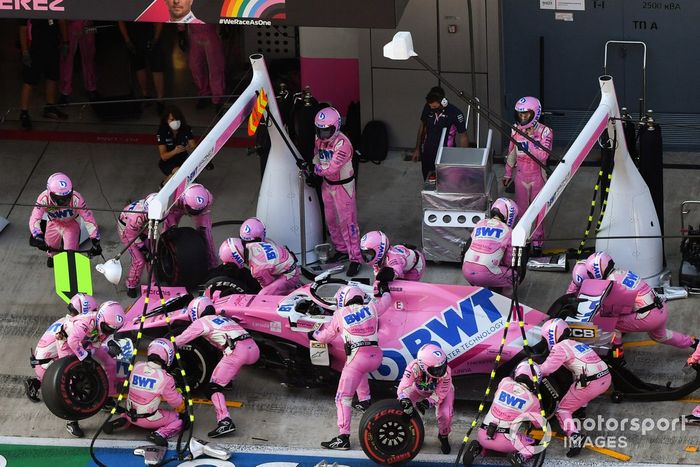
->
xmin=41 ymin=356 xmax=108 ymax=420
xmin=175 ymin=337 xmax=219 ymax=391
xmin=156 ymin=227 xmax=209 ymax=288
xmin=359 ymin=399 xmax=424 ymax=465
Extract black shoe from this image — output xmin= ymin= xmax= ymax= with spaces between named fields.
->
xmin=206 ymin=162 xmax=215 ymax=171
xmin=103 ymin=417 xmax=128 ymax=434
xmin=461 ymin=440 xmax=481 ymax=466
xmin=20 ymin=110 xmax=32 ymax=130
xmin=66 ymin=421 xmax=84 ymax=438
xmin=208 ymin=417 xmax=236 ymax=438
xmin=156 ymin=101 xmax=165 ymax=116
xmin=43 ymin=105 xmax=68 ymax=120
xmin=346 ymin=261 xmax=361 ymax=277
xmin=566 ymin=432 xmax=584 ymax=458
xmin=321 ymin=434 xmax=350 ymax=450
xmin=507 ymin=452 xmax=525 ymax=467
xmin=196 ymin=97 xmax=210 ymax=109
xmin=353 ymin=399 xmax=371 ymax=412
xmin=330 ymin=251 xmax=349 ymax=263
xmin=683 ymin=414 xmax=700 ymax=425
xmin=58 ymin=94 xmax=70 ymax=106
xmin=46 ymin=257 xmax=54 ymax=268
xmin=127 ymin=287 xmax=138 ymax=298
xmin=438 ymin=434 xmax=450 ymax=454
xmin=691 ymin=338 xmax=699 ymax=350
xmin=24 ymin=377 xmax=41 ymax=402
xmin=148 ymin=431 xmax=168 ymax=447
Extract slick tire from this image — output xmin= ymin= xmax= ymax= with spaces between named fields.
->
xmin=157 ymin=227 xmax=209 ymax=288
xmin=202 ymin=276 xmax=251 ymax=299
xmin=171 ymin=337 xmax=219 ymax=391
xmin=41 ymin=356 xmax=109 ymax=420
xmin=359 ymin=399 xmax=424 ymax=465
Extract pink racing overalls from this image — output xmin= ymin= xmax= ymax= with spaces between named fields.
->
xmin=187 ymin=24 xmax=225 ymax=105
xmin=397 ymin=360 xmax=455 ymax=436
xmin=376 ymin=245 xmax=425 ymax=282
xmin=59 ymin=20 xmax=97 ymax=97
xmin=477 ymin=377 xmax=542 ymax=459
xmin=314 ymin=132 xmax=361 ymax=263
xmin=29 ymin=190 xmax=100 ymax=257
xmin=246 ymin=241 xmax=300 ymax=296
xmin=117 ymin=361 xmax=184 ymax=439
xmin=163 ymin=185 xmax=217 ymax=269
xmin=566 ymin=260 xmax=588 ymax=295
xmin=605 ymin=269 xmax=694 ymax=348
xmin=118 ymin=198 xmax=149 ymax=289
xmin=462 ymin=218 xmax=514 ymax=290
xmin=504 ymin=123 xmax=552 ymax=248
xmin=539 ymin=339 xmax=611 ymax=436
xmin=57 ymin=312 xmax=118 ymax=396
xmin=32 ymin=317 xmax=66 ymax=381
xmin=313 ymin=292 xmax=393 ymax=435
xmin=175 ymin=315 xmax=259 ymax=423
xmin=687 ymin=347 xmax=700 ymax=417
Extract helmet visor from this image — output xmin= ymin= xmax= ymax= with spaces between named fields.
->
xmin=515 ymin=110 xmax=534 ymax=127
xmin=316 ymin=125 xmax=335 ymax=140
xmin=100 ymin=322 xmax=117 ymax=335
xmin=361 ymin=248 xmax=376 ymax=264
xmin=427 ymin=362 xmax=447 ymax=378
xmin=51 ymin=192 xmax=73 ymax=206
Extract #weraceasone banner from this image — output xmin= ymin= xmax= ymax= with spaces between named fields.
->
xmin=0 ymin=0 xmax=286 ymax=25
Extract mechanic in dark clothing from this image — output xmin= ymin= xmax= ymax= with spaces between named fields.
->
xmin=118 ymin=21 xmax=165 ymax=115
xmin=156 ymin=105 xmax=197 ymax=177
xmin=411 ymin=86 xmax=468 ymax=180
xmin=18 ymin=19 xmax=68 ymax=130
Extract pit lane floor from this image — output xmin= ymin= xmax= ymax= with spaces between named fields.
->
xmin=1 ymin=125 xmax=700 ymax=465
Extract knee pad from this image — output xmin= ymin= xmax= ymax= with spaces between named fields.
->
xmin=206 ymin=382 xmax=226 ymax=399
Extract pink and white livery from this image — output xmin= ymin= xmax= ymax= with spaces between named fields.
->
xmin=360 ymin=230 xmax=425 ymax=282
xmin=29 ymin=172 xmax=101 ymax=263
xmin=539 ymin=318 xmax=611 ymax=457
xmin=163 ymin=183 xmax=217 ymax=268
xmin=175 ymin=296 xmax=259 ymax=438
xmin=313 ymin=107 xmax=362 ymax=271
xmin=312 ymin=286 xmax=392 ymax=451
xmin=398 ymin=343 xmax=455 ymax=455
xmin=585 ymin=251 xmax=696 ymax=349
xmin=462 ymin=198 xmax=518 ymax=296
xmin=503 ymin=97 xmax=552 ymax=249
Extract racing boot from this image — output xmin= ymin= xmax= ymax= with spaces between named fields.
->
xmin=572 ymin=406 xmax=587 ymax=421
xmin=24 ymin=377 xmax=41 ymax=402
xmin=353 ymin=399 xmax=371 ymax=413
xmin=682 ymin=414 xmax=700 ymax=426
xmin=346 ymin=262 xmax=361 ymax=277
xmin=321 ymin=434 xmax=350 ymax=450
xmin=566 ymin=432 xmax=585 ymax=458
xmin=507 ymin=452 xmax=525 ymax=467
xmin=438 ymin=434 xmax=451 ymax=454
xmin=103 ymin=416 xmax=128 ymax=434
xmin=66 ymin=421 xmax=84 ymax=438
xmin=47 ymin=257 xmax=54 ymax=268
xmin=208 ymin=417 xmax=236 ymax=438
xmin=127 ymin=287 xmax=138 ymax=299
xmin=148 ymin=431 xmax=169 ymax=447
xmin=691 ymin=337 xmax=699 ymax=350
xmin=461 ymin=440 xmax=481 ymax=466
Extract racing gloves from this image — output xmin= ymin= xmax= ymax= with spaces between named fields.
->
xmin=399 ymin=398 xmax=414 ymax=415
xmin=30 ymin=234 xmax=49 ymax=251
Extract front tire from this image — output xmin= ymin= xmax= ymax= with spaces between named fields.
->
xmin=41 ymin=356 xmax=108 ymax=420
xmin=359 ymin=399 xmax=425 ymax=465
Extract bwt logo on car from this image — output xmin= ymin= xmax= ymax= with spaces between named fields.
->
xmin=373 ymin=288 xmax=504 ymax=381
xmin=499 ymin=390 xmax=526 ymax=409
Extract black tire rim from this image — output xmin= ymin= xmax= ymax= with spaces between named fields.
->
xmin=373 ymin=416 xmax=411 ymax=455
xmin=66 ymin=366 xmax=103 ymax=406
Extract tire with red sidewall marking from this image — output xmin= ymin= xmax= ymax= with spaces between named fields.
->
xmin=41 ymin=356 xmax=109 ymax=420
xmin=359 ymin=399 xmax=424 ymax=465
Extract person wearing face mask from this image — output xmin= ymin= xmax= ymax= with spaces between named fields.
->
xmin=156 ymin=105 xmax=197 ymax=177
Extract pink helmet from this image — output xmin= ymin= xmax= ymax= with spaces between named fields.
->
xmin=148 ymin=338 xmax=175 ymax=368
xmin=541 ymin=318 xmax=569 ymax=349
xmin=68 ymin=293 xmax=98 ymax=316
xmin=182 ymin=184 xmax=212 ymax=215
xmin=571 ymin=260 xmax=588 ymax=290
xmin=47 ymin=172 xmax=73 ymax=206
xmin=490 ymin=197 xmax=518 ymax=228
xmin=513 ymin=361 xmax=542 ymax=391
xmin=335 ymin=285 xmax=365 ymax=308
xmin=218 ymin=237 xmax=246 ymax=268
xmin=96 ymin=301 xmax=126 ymax=336
xmin=314 ymin=107 xmax=341 ymax=140
xmin=186 ymin=296 xmax=216 ymax=321
xmin=240 ymin=217 xmax=266 ymax=243
xmin=514 ymin=96 xmax=542 ymax=129
xmin=585 ymin=251 xmax=615 ymax=280
xmin=360 ymin=231 xmax=390 ymax=266
xmin=417 ymin=343 xmax=448 ymax=378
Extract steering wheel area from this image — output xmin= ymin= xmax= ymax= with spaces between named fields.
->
xmin=309 ymin=278 xmax=350 ymax=308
